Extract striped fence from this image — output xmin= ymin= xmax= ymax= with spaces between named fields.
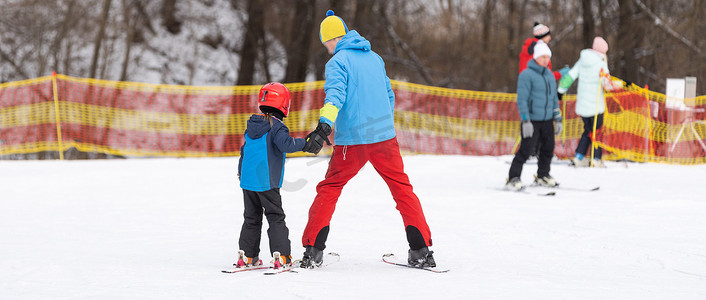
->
xmin=1 ymin=73 xmax=704 ymax=164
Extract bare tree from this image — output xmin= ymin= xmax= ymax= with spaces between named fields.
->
xmin=162 ymin=0 xmax=182 ymax=34
xmin=616 ymin=0 xmax=639 ymax=82
xmin=236 ymin=0 xmax=264 ymax=85
xmin=120 ymin=0 xmax=137 ymax=81
xmin=283 ymin=0 xmax=315 ymax=83
xmin=581 ymin=0 xmax=595 ymax=48
xmin=89 ymin=0 xmax=112 ymax=79
xmin=480 ymin=0 xmax=495 ymax=90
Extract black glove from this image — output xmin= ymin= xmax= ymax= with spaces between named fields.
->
xmin=557 ymin=92 xmax=564 ymax=101
xmin=302 ymin=123 xmax=332 ymax=154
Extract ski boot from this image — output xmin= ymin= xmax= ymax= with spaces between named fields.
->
xmin=506 ymin=177 xmax=523 ymax=191
xmin=534 ymin=174 xmax=558 ymax=187
xmin=570 ymin=154 xmax=590 ymax=167
xmin=408 ymin=246 xmax=436 ymax=268
xmin=300 ymin=246 xmax=323 ymax=269
xmin=271 ymin=251 xmax=293 ymax=270
xmin=234 ymin=250 xmax=262 ymax=268
xmin=591 ymin=159 xmax=606 ymax=168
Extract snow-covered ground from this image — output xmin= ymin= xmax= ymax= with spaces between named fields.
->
xmin=2 ymin=155 xmax=705 ymax=299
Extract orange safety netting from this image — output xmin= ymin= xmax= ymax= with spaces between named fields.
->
xmin=1 ymin=74 xmax=704 ymax=164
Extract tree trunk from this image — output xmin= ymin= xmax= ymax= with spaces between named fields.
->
xmin=51 ymin=0 xmax=77 ymax=74
xmin=283 ymin=0 xmax=315 ymax=83
xmin=506 ymin=0 xmax=518 ymax=90
xmin=236 ymin=0 xmax=264 ymax=85
xmin=581 ymin=0 xmax=595 ymax=49
xmin=161 ymin=0 xmax=182 ymax=34
xmin=90 ymin=0 xmax=112 ymax=79
xmin=598 ymin=0 xmax=607 ymax=35
xmin=353 ymin=0 xmax=375 ymax=39
xmin=480 ymin=0 xmax=495 ymax=90
xmin=616 ymin=0 xmax=638 ymax=82
xmin=120 ymin=0 xmax=137 ymax=81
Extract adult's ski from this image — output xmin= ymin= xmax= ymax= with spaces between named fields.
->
xmin=491 ymin=187 xmax=556 ymax=196
xmin=527 ymin=184 xmax=600 ymax=192
xmin=382 ymin=253 xmax=449 ymax=273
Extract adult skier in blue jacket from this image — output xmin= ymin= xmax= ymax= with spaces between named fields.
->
xmin=506 ymin=42 xmax=563 ymax=191
xmin=300 ymin=10 xmax=435 ymax=269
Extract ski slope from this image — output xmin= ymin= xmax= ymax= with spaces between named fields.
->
xmin=2 ymin=155 xmax=705 ymax=299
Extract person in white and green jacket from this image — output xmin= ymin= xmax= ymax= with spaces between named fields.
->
xmin=557 ymin=37 xmax=612 ymax=167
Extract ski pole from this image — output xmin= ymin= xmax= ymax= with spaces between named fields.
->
xmin=591 ymin=70 xmax=606 ymax=167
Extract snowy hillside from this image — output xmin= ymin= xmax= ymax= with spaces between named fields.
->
xmin=2 ymin=155 xmax=705 ymax=299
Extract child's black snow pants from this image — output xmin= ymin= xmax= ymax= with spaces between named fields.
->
xmin=239 ymin=188 xmax=290 ymax=259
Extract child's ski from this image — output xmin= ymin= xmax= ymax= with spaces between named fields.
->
xmin=264 ymin=251 xmax=298 ymax=275
xmin=221 ymin=265 xmax=269 ymax=273
xmin=263 ymin=265 xmax=297 ymax=275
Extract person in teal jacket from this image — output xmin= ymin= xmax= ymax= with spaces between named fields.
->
xmin=300 ymin=10 xmax=435 ymax=269
xmin=507 ymin=42 xmax=562 ymax=191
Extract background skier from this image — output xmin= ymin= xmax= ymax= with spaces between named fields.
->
xmin=557 ymin=37 xmax=621 ymax=168
xmin=507 ymin=43 xmax=563 ymax=190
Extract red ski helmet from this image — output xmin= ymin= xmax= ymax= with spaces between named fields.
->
xmin=258 ymin=82 xmax=291 ymax=117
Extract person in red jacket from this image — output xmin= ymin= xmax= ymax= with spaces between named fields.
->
xmin=519 ymin=22 xmax=567 ymax=81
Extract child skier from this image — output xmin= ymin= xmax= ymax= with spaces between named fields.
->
xmin=557 ymin=37 xmax=618 ymax=168
xmin=234 ymin=82 xmax=307 ymax=270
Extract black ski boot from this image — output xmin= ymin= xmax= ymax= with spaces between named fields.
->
xmin=300 ymin=246 xmax=323 ymax=268
xmin=408 ymin=246 xmax=436 ymax=268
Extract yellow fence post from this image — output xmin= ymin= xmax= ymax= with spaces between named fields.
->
xmin=561 ymin=95 xmax=567 ymax=152
xmin=52 ymin=71 xmax=65 ymax=160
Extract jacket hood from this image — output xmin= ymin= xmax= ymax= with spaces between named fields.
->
xmin=245 ymin=114 xmax=274 ymax=139
xmin=582 ymin=48 xmax=606 ymax=61
xmin=334 ymin=30 xmax=371 ymax=54
xmin=526 ymin=59 xmax=547 ymax=73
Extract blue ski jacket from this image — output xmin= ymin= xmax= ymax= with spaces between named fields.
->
xmin=320 ymin=30 xmax=397 ymax=145
xmin=516 ymin=59 xmax=562 ymax=122
xmin=238 ymin=115 xmax=305 ymax=192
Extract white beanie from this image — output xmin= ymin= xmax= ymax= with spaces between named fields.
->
xmin=533 ymin=42 xmax=552 ymax=59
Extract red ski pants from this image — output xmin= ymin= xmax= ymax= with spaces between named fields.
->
xmin=302 ymin=138 xmax=432 ymax=249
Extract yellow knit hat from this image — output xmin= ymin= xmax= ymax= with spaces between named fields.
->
xmin=320 ymin=10 xmax=348 ymax=43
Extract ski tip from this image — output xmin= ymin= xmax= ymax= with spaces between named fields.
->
xmin=591 ymin=186 xmax=600 ymax=191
